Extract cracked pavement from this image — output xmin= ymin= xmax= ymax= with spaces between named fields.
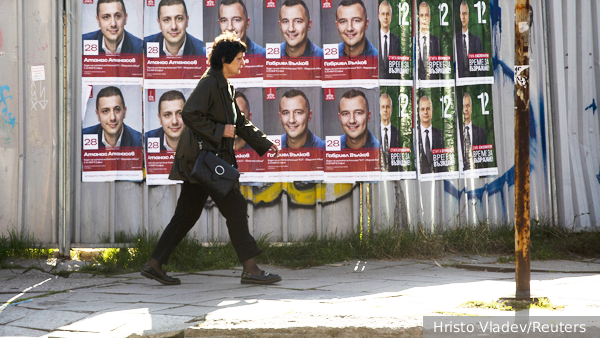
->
xmin=1 ymin=256 xmax=599 ymax=337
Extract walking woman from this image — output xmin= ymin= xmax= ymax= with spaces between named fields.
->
xmin=142 ymin=32 xmax=282 ymax=285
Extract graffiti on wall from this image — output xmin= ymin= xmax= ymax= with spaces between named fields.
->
xmin=235 ymin=183 xmax=356 ymax=208
xmin=0 ymin=85 xmax=15 ymax=147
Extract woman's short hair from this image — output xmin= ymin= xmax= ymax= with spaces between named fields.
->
xmin=208 ymin=31 xmax=247 ymax=70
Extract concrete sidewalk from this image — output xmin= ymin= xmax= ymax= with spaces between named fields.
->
xmin=1 ymin=256 xmax=599 ymax=337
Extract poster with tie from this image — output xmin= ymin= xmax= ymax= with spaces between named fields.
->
xmin=453 ymin=0 xmax=494 ymax=86
xmin=378 ymin=0 xmax=413 ymax=86
xmin=455 ymin=84 xmax=498 ymax=177
xmin=144 ymin=88 xmax=193 ymax=185
xmin=379 ymin=86 xmax=416 ymax=180
xmin=261 ymin=87 xmax=325 ymax=182
xmin=81 ymin=84 xmax=144 ymax=182
xmin=143 ymin=0 xmax=206 ymax=88
xmin=263 ymin=0 xmax=322 ymax=87
xmin=82 ymin=0 xmax=144 ymax=82
xmin=204 ymin=0 xmax=264 ymax=87
xmin=416 ymin=0 xmax=454 ymax=88
xmin=323 ymin=87 xmax=381 ymax=183
xmin=415 ymin=86 xmax=459 ymax=181
xmin=321 ymin=0 xmax=379 ymax=88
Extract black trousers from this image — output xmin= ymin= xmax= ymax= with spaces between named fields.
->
xmin=151 ymin=181 xmax=262 ymax=265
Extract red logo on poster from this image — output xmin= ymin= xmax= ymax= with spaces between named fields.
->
xmin=266 ymin=88 xmax=276 ymax=100
xmin=83 ymin=0 xmax=93 ymax=4
xmin=89 ymin=86 xmax=93 ymax=98
xmin=148 ymin=89 xmax=155 ymax=102
xmin=266 ymin=0 xmax=276 ymax=8
xmin=324 ymin=88 xmax=335 ymax=101
xmin=147 ymin=0 xmax=155 ymax=6
xmin=322 ymin=0 xmax=332 ymax=9
xmin=205 ymin=0 xmax=215 ymax=6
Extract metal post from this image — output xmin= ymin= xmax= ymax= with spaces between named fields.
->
xmin=514 ymin=0 xmax=531 ymax=300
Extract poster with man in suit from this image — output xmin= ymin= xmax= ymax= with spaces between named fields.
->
xmin=378 ymin=0 xmax=412 ymax=85
xmin=454 ymin=0 xmax=494 ymax=85
xmin=416 ymin=87 xmax=459 ymax=181
xmin=416 ymin=0 xmax=454 ymax=87
xmin=379 ymin=87 xmax=416 ymax=180
xmin=456 ymin=85 xmax=498 ymax=177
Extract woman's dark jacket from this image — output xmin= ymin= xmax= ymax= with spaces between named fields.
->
xmin=168 ymin=68 xmax=273 ymax=183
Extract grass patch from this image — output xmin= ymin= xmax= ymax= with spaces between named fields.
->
xmin=2 ymin=221 xmax=600 ymax=275
xmin=461 ymin=297 xmax=564 ymax=311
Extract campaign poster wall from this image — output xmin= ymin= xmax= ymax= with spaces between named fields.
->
xmin=453 ymin=0 xmax=494 ymax=86
xmin=378 ymin=0 xmax=413 ymax=86
xmin=81 ymin=84 xmax=144 ymax=182
xmin=143 ymin=0 xmax=206 ymax=87
xmin=204 ymin=0 xmax=264 ymax=87
xmin=144 ymin=88 xmax=193 ymax=185
xmin=416 ymin=0 xmax=454 ymax=88
xmin=455 ymin=84 xmax=498 ymax=177
xmin=261 ymin=87 xmax=324 ymax=182
xmin=415 ymin=86 xmax=459 ymax=181
xmin=263 ymin=0 xmax=322 ymax=86
xmin=82 ymin=0 xmax=144 ymax=81
xmin=321 ymin=0 xmax=379 ymax=87
xmin=323 ymin=87 xmax=380 ymax=183
xmin=234 ymin=87 xmax=268 ymax=182
xmin=379 ymin=86 xmax=416 ymax=180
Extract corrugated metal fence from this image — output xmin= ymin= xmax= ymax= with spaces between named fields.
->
xmin=0 ymin=0 xmax=598 ymax=254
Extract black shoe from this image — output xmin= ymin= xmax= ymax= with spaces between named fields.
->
xmin=141 ymin=263 xmax=181 ymax=285
xmin=241 ymin=271 xmax=282 ymax=285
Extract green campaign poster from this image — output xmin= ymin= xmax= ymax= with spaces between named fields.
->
xmin=378 ymin=0 xmax=413 ymax=85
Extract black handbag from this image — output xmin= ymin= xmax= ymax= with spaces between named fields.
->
xmin=191 ymin=148 xmax=239 ymax=198
xmin=190 ymin=84 xmax=240 ymax=198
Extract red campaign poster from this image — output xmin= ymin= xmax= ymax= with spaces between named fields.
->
xmin=81 ymin=84 xmax=144 ymax=182
xmin=203 ymin=0 xmax=264 ymax=87
xmin=261 ymin=87 xmax=325 ymax=182
xmin=82 ymin=0 xmax=144 ymax=79
xmin=321 ymin=0 xmax=379 ymax=88
xmin=232 ymin=88 xmax=269 ymax=182
xmin=144 ymin=88 xmax=194 ymax=185
xmin=263 ymin=0 xmax=322 ymax=86
xmin=143 ymin=0 xmax=206 ymax=87
xmin=322 ymin=87 xmax=381 ymax=183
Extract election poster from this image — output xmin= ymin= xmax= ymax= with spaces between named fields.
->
xmin=81 ymin=84 xmax=144 ymax=182
xmin=455 ymin=84 xmax=498 ymax=177
xmin=453 ymin=0 xmax=494 ymax=86
xmin=321 ymin=0 xmax=379 ymax=88
xmin=416 ymin=0 xmax=454 ymax=88
xmin=379 ymin=86 xmax=416 ymax=180
xmin=262 ymin=87 xmax=324 ymax=182
xmin=82 ymin=0 xmax=144 ymax=83
xmin=234 ymin=87 xmax=268 ymax=183
xmin=378 ymin=0 xmax=413 ymax=86
xmin=416 ymin=86 xmax=459 ymax=181
xmin=143 ymin=0 xmax=206 ymax=88
xmin=204 ymin=0 xmax=264 ymax=87
xmin=144 ymin=88 xmax=193 ymax=185
xmin=323 ymin=87 xmax=380 ymax=183
xmin=263 ymin=0 xmax=322 ymax=86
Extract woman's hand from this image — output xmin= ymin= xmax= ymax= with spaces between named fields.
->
xmin=270 ymin=143 xmax=280 ymax=157
xmin=223 ymin=124 xmax=236 ymax=138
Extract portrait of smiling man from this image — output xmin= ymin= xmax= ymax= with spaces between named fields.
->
xmin=279 ymin=89 xmax=325 ymax=149
xmin=144 ymin=0 xmax=205 ymax=56
xmin=338 ymin=89 xmax=380 ymax=149
xmin=335 ymin=0 xmax=377 ymax=57
xmin=146 ymin=90 xmax=186 ymax=152
xmin=219 ymin=0 xmax=265 ymax=56
xmin=83 ymin=86 xmax=142 ymax=149
xmin=278 ymin=0 xmax=323 ymax=57
xmin=82 ymin=0 xmax=143 ymax=54
xmin=418 ymin=95 xmax=443 ymax=173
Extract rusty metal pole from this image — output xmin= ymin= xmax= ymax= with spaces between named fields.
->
xmin=514 ymin=0 xmax=531 ymax=300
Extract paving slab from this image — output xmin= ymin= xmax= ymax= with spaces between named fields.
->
xmin=0 ymin=324 xmax=49 ymax=337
